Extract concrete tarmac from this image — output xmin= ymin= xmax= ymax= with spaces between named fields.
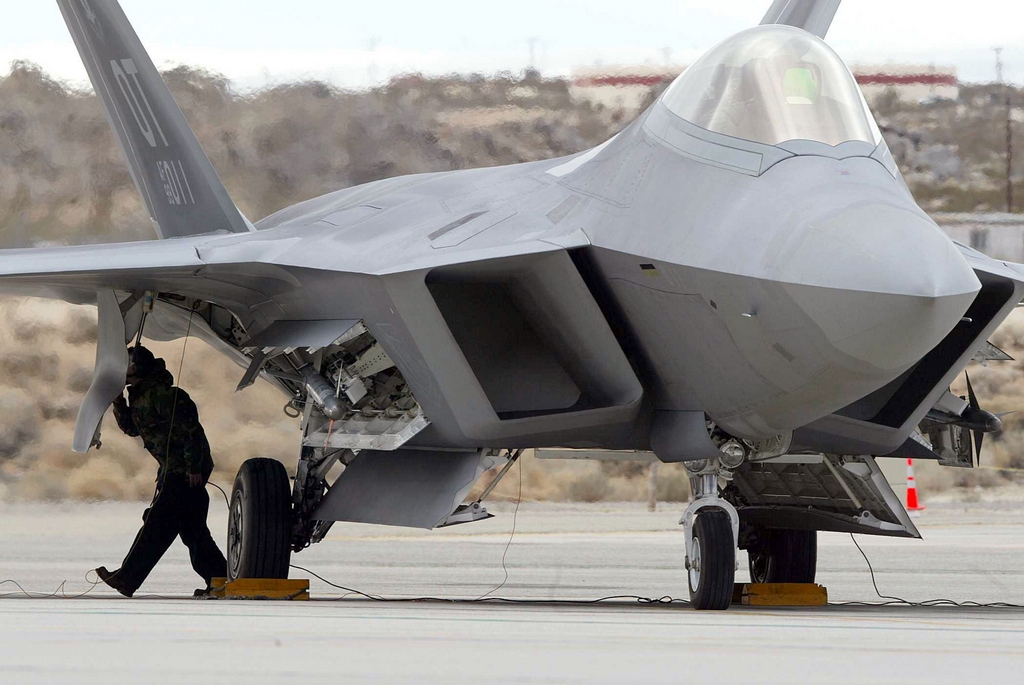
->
xmin=1 ymin=499 xmax=1023 ymax=683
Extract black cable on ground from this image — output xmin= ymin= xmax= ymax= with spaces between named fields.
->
xmin=833 ymin=534 xmax=1024 ymax=609
xmin=849 ymin=534 xmax=907 ymax=604
xmin=0 ymin=571 xmax=105 ymax=600
xmin=288 ymin=563 xmax=685 ymax=606
xmin=476 ymin=455 xmax=523 ymax=600
xmin=285 ymin=530 xmax=1024 ymax=610
xmin=7 ymin=520 xmax=1024 ymax=608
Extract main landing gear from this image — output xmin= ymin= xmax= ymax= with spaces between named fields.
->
xmin=227 ymin=458 xmax=293 ymax=581
xmin=747 ymin=528 xmax=817 ymax=585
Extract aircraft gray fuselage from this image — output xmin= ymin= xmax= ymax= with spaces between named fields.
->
xmin=190 ymin=94 xmax=977 ymax=455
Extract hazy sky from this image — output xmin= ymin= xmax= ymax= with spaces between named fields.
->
xmin=4 ymin=1 xmax=1024 ymax=89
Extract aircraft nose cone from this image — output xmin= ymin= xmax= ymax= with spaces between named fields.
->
xmin=781 ymin=204 xmax=981 ymax=372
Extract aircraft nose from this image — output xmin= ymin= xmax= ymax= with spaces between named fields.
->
xmin=780 ymin=204 xmax=981 ymax=372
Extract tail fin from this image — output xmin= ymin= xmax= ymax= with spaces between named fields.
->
xmin=57 ymin=0 xmax=253 ymax=238
xmin=760 ymin=0 xmax=841 ymax=39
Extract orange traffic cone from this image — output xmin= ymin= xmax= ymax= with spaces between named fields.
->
xmin=906 ymin=459 xmax=925 ymax=512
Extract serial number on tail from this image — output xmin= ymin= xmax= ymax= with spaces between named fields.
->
xmin=157 ymin=160 xmax=196 ymax=206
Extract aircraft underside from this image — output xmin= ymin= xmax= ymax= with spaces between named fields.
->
xmin=123 ymin=232 xmax=1017 ymax=555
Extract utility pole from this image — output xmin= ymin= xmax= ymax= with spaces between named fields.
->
xmin=647 ymin=462 xmax=659 ymax=512
xmin=527 ymin=37 xmax=539 ymax=72
xmin=996 ymin=48 xmax=1013 ymax=212
xmin=367 ymin=36 xmax=381 ymax=87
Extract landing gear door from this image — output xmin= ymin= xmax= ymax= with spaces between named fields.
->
xmin=72 ymin=290 xmax=129 ymax=453
xmin=313 ymin=449 xmax=493 ymax=529
xmin=730 ymin=455 xmax=921 ymax=539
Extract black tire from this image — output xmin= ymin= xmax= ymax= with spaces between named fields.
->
xmin=748 ymin=529 xmax=817 ymax=584
xmin=688 ymin=510 xmax=736 ymax=611
xmin=227 ymin=458 xmax=292 ymax=581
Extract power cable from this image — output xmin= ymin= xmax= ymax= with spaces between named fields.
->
xmin=208 ymin=481 xmax=231 ymax=509
xmin=164 ymin=305 xmax=196 ymax=468
xmin=288 ymin=563 xmax=685 ymax=606
xmin=849 ymin=534 xmax=907 ymax=604
xmin=8 ymin=527 xmax=1024 ymax=608
xmin=835 ymin=534 xmax=1024 ymax=609
xmin=476 ymin=454 xmax=523 ymax=600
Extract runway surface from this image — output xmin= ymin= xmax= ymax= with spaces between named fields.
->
xmin=1 ymin=499 xmax=1023 ymax=683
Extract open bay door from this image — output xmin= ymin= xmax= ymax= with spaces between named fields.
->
xmin=236 ymin=318 xmax=507 ymax=532
xmin=313 ymin=449 xmax=507 ymax=529
xmin=727 ymin=454 xmax=921 ymax=539
xmin=73 ymin=290 xmax=132 ymax=453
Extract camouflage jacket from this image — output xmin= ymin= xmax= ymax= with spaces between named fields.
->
xmin=112 ymin=360 xmax=213 ymax=478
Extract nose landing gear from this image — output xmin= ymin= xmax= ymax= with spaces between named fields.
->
xmin=682 ymin=467 xmax=740 ymax=610
xmin=687 ymin=509 xmax=736 ymax=609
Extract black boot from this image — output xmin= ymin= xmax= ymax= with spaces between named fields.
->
xmin=95 ymin=567 xmax=135 ymax=598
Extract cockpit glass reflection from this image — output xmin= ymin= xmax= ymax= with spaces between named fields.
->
xmin=661 ymin=26 xmax=882 ymax=147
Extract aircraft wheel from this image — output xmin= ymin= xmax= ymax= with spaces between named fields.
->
xmin=688 ymin=510 xmax=735 ymax=610
xmin=748 ymin=529 xmax=817 ymax=584
xmin=227 ymin=458 xmax=293 ymax=581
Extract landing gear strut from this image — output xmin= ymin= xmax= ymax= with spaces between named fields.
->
xmin=681 ymin=465 xmax=740 ymax=610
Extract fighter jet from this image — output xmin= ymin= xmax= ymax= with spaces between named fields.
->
xmin=3 ymin=0 xmax=1018 ymax=609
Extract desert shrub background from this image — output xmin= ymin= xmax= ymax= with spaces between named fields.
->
xmin=0 ymin=62 xmax=614 ymax=247
xmin=0 ymin=61 xmax=1021 ymax=502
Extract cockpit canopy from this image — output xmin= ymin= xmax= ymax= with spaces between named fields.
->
xmin=661 ymin=26 xmax=882 ymax=148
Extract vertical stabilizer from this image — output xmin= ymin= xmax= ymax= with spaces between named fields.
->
xmin=57 ymin=0 xmax=253 ymax=238
xmin=760 ymin=0 xmax=842 ymax=39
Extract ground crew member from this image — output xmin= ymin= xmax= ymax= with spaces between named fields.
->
xmin=95 ymin=346 xmax=227 ymax=597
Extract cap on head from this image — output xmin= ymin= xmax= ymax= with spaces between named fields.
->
xmin=127 ymin=345 xmax=157 ymax=377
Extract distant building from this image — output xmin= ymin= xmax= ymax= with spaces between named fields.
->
xmin=933 ymin=213 xmax=1024 ymax=262
xmin=569 ymin=62 xmax=960 ymax=116
xmin=851 ymin=64 xmax=959 ymax=104
xmin=570 ymin=65 xmax=684 ymax=116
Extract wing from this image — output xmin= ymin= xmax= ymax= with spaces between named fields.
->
xmin=760 ymin=0 xmax=842 ymax=39
xmin=0 ymin=239 xmax=204 ymax=453
xmin=56 ymin=0 xmax=253 ymax=238
xmin=0 ymin=234 xmax=304 ymax=312
xmin=0 ymin=238 xmax=205 ymax=302
xmin=0 ymin=235 xmax=302 ymax=453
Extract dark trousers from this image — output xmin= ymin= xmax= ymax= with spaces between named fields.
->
xmin=117 ymin=473 xmax=227 ymax=592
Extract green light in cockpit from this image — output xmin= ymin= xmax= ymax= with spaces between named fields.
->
xmin=784 ymin=67 xmax=819 ymax=105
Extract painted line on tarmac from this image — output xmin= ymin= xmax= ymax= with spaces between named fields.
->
xmin=5 ymin=601 xmax=1024 ymax=637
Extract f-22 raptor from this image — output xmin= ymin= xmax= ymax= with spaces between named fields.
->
xmin=3 ymin=0 xmax=1018 ymax=609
